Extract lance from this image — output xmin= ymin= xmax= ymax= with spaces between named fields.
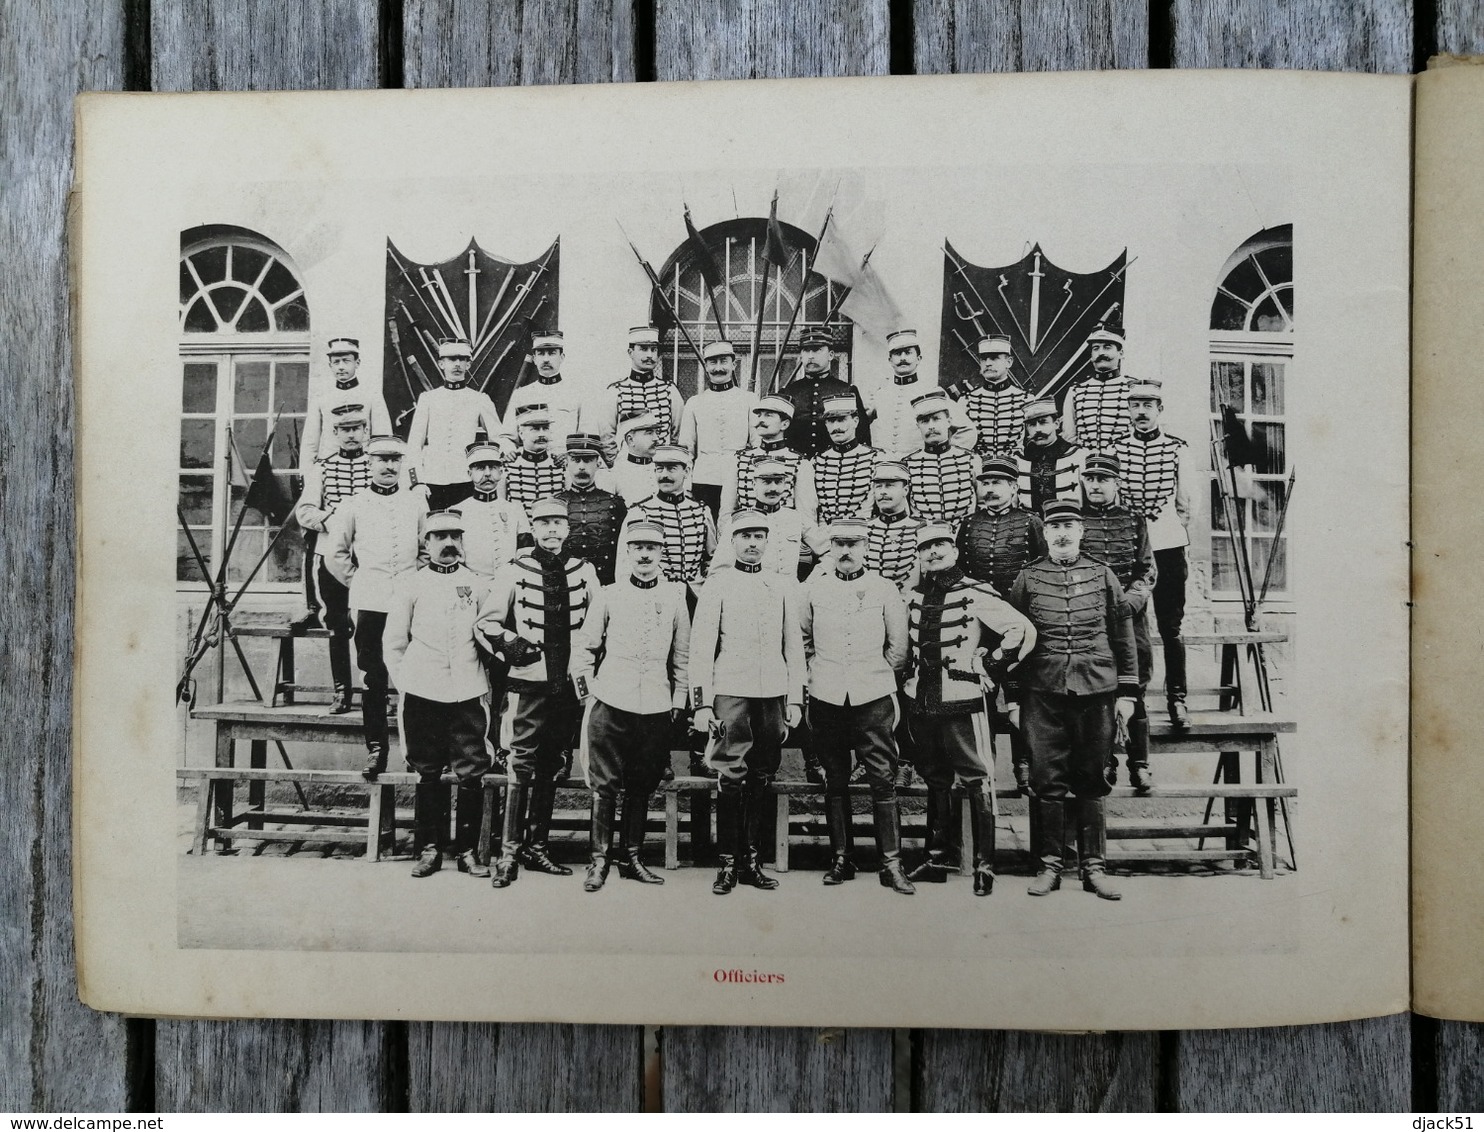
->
xmin=768 ymin=204 xmax=835 ymax=390
xmin=683 ymin=203 xmax=735 ymax=341
xmin=746 ymin=253 xmax=774 ymax=392
xmin=943 ymin=245 xmax=1009 ymax=338
xmin=472 ymin=246 xmax=556 ymax=366
xmin=471 ymin=264 xmax=516 ymax=355
xmin=388 ymin=246 xmax=447 ymax=331
xmin=617 ymin=222 xmax=707 ymax=367
xmin=1256 ymin=468 xmax=1296 ymax=609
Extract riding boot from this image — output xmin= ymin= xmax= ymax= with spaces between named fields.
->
xmin=411 ymin=779 xmax=444 ymax=877
xmin=490 ymin=781 xmax=528 ymax=887
xmin=968 ymin=789 xmax=996 ymax=897
xmin=907 ymin=787 xmax=953 ymax=883
xmin=821 ymin=795 xmax=857 ymax=885
xmin=329 ymin=638 xmax=354 ymax=714
xmin=1026 ymin=797 xmax=1064 ymax=896
xmin=617 ymin=790 xmax=664 ymax=884
xmin=361 ymin=742 xmax=388 ymax=782
xmin=584 ymin=796 xmax=615 ymax=892
xmin=737 ymin=782 xmax=779 ymax=890
xmin=1077 ymin=797 xmax=1122 ymax=900
xmin=1011 ymin=727 xmax=1033 ymax=795
xmin=802 ymin=749 xmax=826 ymax=787
xmin=518 ymin=783 xmax=574 ymax=875
xmin=1127 ymin=713 xmax=1153 ymax=795
xmin=1164 ymin=636 xmax=1189 ymax=727
xmin=712 ymin=788 xmax=741 ymax=894
xmin=452 ymin=782 xmax=490 ymax=877
xmin=873 ymin=801 xmax=915 ymax=894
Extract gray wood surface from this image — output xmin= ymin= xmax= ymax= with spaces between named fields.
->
xmin=2 ymin=0 xmax=1478 ymax=1113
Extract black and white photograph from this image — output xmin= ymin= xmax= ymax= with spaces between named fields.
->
xmin=73 ymin=73 xmax=1409 ymax=1029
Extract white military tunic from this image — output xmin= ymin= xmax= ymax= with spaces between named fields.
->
xmin=571 ymin=575 xmax=691 ymax=715
xmin=598 ymin=451 xmax=658 ymax=505
xmin=713 ymin=504 xmax=821 ymax=576
xmin=799 ymin=568 xmax=909 ymax=706
xmin=407 ymin=383 xmax=501 ymax=487
xmin=383 ymin=562 xmax=497 ymax=703
xmin=323 ymin=483 xmax=428 ymax=613
xmin=866 ymin=373 xmax=976 ymax=460
xmin=458 ymin=490 xmax=531 ymax=576
xmin=300 ymin=377 xmax=392 ymax=471
xmin=504 ymin=375 xmax=582 ymax=450
xmin=677 ymin=383 xmax=754 ymax=488
xmin=689 ymin=564 xmax=805 ymax=704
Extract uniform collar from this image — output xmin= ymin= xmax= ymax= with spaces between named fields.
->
xmin=428 ymin=560 xmax=460 ymax=574
xmin=371 ymin=482 xmax=399 ymax=495
xmin=735 ymin=561 xmax=761 ymax=574
xmin=565 ymin=483 xmax=596 ymax=494
xmin=520 ymin=450 xmax=549 ymax=463
xmin=337 ymin=447 xmax=363 ymax=460
xmin=657 ymin=490 xmax=685 ymax=504
xmin=835 ymin=566 xmax=865 ymax=581
xmin=760 ymin=438 xmax=789 ymax=452
xmin=538 ymin=374 xmax=563 ymax=385
xmin=629 ymin=574 xmax=658 ymax=589
xmin=472 ymin=488 xmax=498 ymax=502
xmin=924 ymin=440 xmax=950 ymax=455
xmin=625 ymin=453 xmax=653 ymax=465
xmin=1090 ymin=369 xmax=1122 ymax=383
xmin=756 ymin=501 xmax=783 ymax=514
xmin=334 ymin=377 xmax=358 ymax=390
xmin=983 ymin=377 xmax=1013 ymax=390
xmin=441 ymin=380 xmax=468 ymax=389
xmin=892 ymin=372 xmax=919 ymax=386
xmin=532 ymin=546 xmax=566 ymax=567
xmin=1049 ymin=552 xmax=1082 ymax=567
xmin=830 ymin=440 xmax=861 ymax=454
xmin=924 ymin=566 xmax=965 ymax=591
xmin=628 ymin=370 xmax=656 ymax=384
xmin=877 ymin=508 xmax=908 ymax=523
xmin=982 ymin=502 xmax=1014 ymax=516
xmin=1131 ymin=427 xmax=1163 ymax=442
xmin=706 ymin=379 xmax=737 ymax=391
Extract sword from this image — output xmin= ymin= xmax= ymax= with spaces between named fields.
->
xmin=472 ymin=265 xmax=516 ymax=355
xmin=952 ymin=291 xmax=989 ymax=339
xmin=1027 ymin=251 xmax=1045 ymax=350
xmin=389 ymin=246 xmax=447 ymax=330
xmin=997 ymin=274 xmax=1032 ymax=346
xmin=420 ymin=267 xmax=460 ymax=337
xmin=1037 ymin=279 xmax=1076 ymax=356
xmin=432 ymin=267 xmax=466 ymax=339
xmin=943 ymin=245 xmax=1008 ymax=337
xmin=1024 ymin=259 xmax=1133 ymax=384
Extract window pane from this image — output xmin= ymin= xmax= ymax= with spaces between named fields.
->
xmin=1255 ymin=244 xmax=1293 ymax=288
xmin=231 ymin=246 xmax=268 ymax=284
xmin=237 ymin=298 xmax=270 ymax=332
xmin=267 ymin=525 xmax=305 ymax=584
xmin=1219 ymin=255 xmax=1264 ymax=303
xmin=1251 ymin=294 xmax=1288 ymax=333
xmin=234 ymin=361 xmax=271 ymax=413
xmin=1209 ymin=480 xmax=1230 ymax=532
xmin=275 ymin=296 xmax=309 ymax=332
xmin=1251 ymin=537 xmax=1287 ymax=593
xmin=1252 ymin=422 xmax=1286 ymax=474
xmin=190 ymin=246 xmax=228 ymax=284
xmin=1209 ymin=291 xmax=1249 ymax=332
xmin=259 ymin=258 xmax=299 ymax=303
xmin=1251 ymin=480 xmax=1288 ymax=532
xmin=1252 ymin=363 xmax=1285 ymax=415
xmin=178 ymin=530 xmax=211 ymax=583
xmin=209 ymin=284 xmax=249 ymax=325
xmin=184 ymin=296 xmax=218 ymax=332
xmin=180 ymin=419 xmax=216 ymax=469
xmin=180 ymin=260 xmax=196 ymax=305
xmin=226 ymin=529 xmax=268 ymax=584
xmin=182 ymin=362 xmax=217 ymax=412
xmin=275 ymin=362 xmax=309 ymax=413
xmin=1210 ymin=360 xmax=1244 ymax=412
xmin=1211 ymin=536 xmax=1239 ymax=592
xmin=272 ymin=420 xmax=304 ymax=469
xmin=232 ymin=417 xmax=268 ymax=463
xmin=179 ymin=474 xmax=214 ymax=524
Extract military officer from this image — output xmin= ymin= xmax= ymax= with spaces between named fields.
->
xmin=383 ymin=510 xmax=497 ymax=879
xmin=865 ymin=329 xmax=973 ymax=461
xmin=405 ymin=337 xmax=501 ymax=511
xmin=293 ymin=407 xmax=371 ymax=688
xmin=962 ymin=335 xmax=1028 ymax=458
xmin=806 ymin=395 xmax=880 ymax=527
xmin=601 ymin=410 xmax=661 ymax=505
xmin=678 ymin=340 xmax=754 ymax=518
xmin=799 ymin=518 xmax=915 ymax=894
xmin=1079 ymin=453 xmax=1157 ymax=792
xmin=556 ymin=433 xmax=628 ymax=585
xmin=1112 ymin=378 xmax=1194 ymax=729
xmin=864 ymin=461 xmax=922 ymax=592
xmin=501 ymin=403 xmax=566 ymax=515
xmin=485 ymin=498 xmax=601 ymax=887
xmin=621 ymin=446 xmax=717 ymax=606
xmin=504 ymin=330 xmax=582 ymax=451
xmin=323 ymin=435 xmax=428 ymax=778
xmin=585 ymin=325 xmax=684 ymax=462
xmin=780 ymin=325 xmax=870 ymax=458
xmin=713 ymin=458 xmax=821 ymax=578
xmin=690 ymin=509 xmax=806 ymax=895
xmin=903 ymin=524 xmax=1036 ymax=895
xmin=1062 ymin=324 xmax=1133 ymax=454
xmin=719 ymin=395 xmax=807 ymax=515
xmin=300 ymin=337 xmax=391 ymax=469
xmin=571 ymin=520 xmax=691 ymax=891
xmin=1017 ymin=398 xmax=1088 ymax=514
xmin=905 ymin=390 xmax=981 ymax=529
xmin=459 ymin=441 xmax=530 ymax=576
xmin=1008 ymin=499 xmax=1139 ymax=901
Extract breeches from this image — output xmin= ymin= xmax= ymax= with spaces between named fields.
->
xmin=1021 ymin=689 xmax=1115 ymax=800
xmin=506 ymin=684 xmax=580 ymax=783
xmin=907 ymin=708 xmax=992 ymax=793
xmin=354 ymin=610 xmax=389 ymax=745
xmin=401 ymin=694 xmax=492 ymax=782
xmin=585 ymin=701 xmax=671 ymax=800
xmin=319 ymin=562 xmax=351 ymax=640
xmin=706 ymin=695 xmax=785 ymax=790
xmin=809 ymin=695 xmax=899 ymax=802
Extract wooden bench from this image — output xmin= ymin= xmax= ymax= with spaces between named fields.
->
xmin=230 ymin=622 xmax=352 ymax=708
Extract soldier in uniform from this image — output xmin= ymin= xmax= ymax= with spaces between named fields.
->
xmin=1017 ymin=398 xmax=1088 ymax=514
xmin=294 ymin=407 xmax=371 ymax=700
xmin=1078 ymin=453 xmax=1157 ymax=792
xmin=690 ymin=509 xmax=806 ymax=895
xmin=865 ymin=329 xmax=973 ymax=461
xmin=678 ymin=340 xmax=754 ymax=519
xmin=501 ymin=403 xmax=566 ymax=516
xmin=323 ymin=435 xmax=428 ymax=779
xmin=903 ymin=525 xmax=1036 ymax=895
xmin=780 ymin=326 xmax=870 ymax=458
xmin=799 ymin=518 xmax=915 ymax=894
xmin=1008 ymin=499 xmax=1138 ymax=901
xmin=406 ymin=337 xmax=501 ymax=511
xmin=956 ymin=454 xmax=1048 ymax=792
xmin=585 ymin=325 xmax=684 ymax=462
xmin=719 ymin=396 xmax=806 ymax=515
xmin=1062 ymin=324 xmax=1133 ymax=454
xmin=806 ymin=395 xmax=880 ymax=527
xmin=601 ymin=410 xmax=661 ymax=505
xmin=621 ymin=446 xmax=717 ymax=607
xmin=485 ymin=498 xmax=601 ymax=887
xmin=1113 ymin=378 xmax=1194 ymax=729
xmin=571 ymin=520 xmax=691 ymax=891
xmin=459 ymin=441 xmax=530 ymax=576
xmin=504 ymin=330 xmax=582 ymax=451
xmin=864 ymin=461 xmax=922 ymax=592
xmin=906 ymin=390 xmax=981 ymax=530
xmin=383 ymin=510 xmax=497 ymax=879
xmin=714 ymin=458 xmax=821 ymax=578
xmin=556 ymin=433 xmax=628 ymax=586
xmin=962 ymin=335 xmax=1028 ymax=458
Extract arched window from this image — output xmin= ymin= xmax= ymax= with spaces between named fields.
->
xmin=654 ymin=218 xmax=853 ymax=397
xmin=178 ymin=225 xmax=310 ymax=588
xmin=1209 ymin=224 xmax=1292 ymax=599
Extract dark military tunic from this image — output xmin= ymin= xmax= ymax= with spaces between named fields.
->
xmin=780 ymin=373 xmax=870 ymax=458
xmin=865 ymin=510 xmax=921 ymax=591
xmin=1079 ymin=502 xmax=1157 ymax=688
xmin=956 ymin=506 xmax=1048 ymax=597
xmin=556 ymin=484 xmax=628 ymax=585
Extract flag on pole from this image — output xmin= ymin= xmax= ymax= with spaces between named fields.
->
xmin=1221 ymin=405 xmax=1263 ymax=498
xmin=242 ymin=447 xmax=295 ymax=526
xmin=684 ymin=206 xmax=726 ymax=294
xmin=765 ymin=190 xmax=790 ymax=271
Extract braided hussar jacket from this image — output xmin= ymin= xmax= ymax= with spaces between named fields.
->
xmin=1063 ymin=372 xmax=1132 ymax=453
xmin=806 ymin=442 xmax=880 ymax=524
xmin=721 ymin=442 xmax=804 ymax=514
xmin=1008 ymin=555 xmax=1139 ymax=698
xmin=1078 ymin=502 xmax=1156 ymax=613
xmin=486 ymin=548 xmax=600 ymax=691
xmin=555 ymin=485 xmax=628 ymax=585
xmin=906 ymin=443 xmax=981 ymax=528
xmin=956 ymin=506 xmax=1048 ymax=596
xmin=677 ymin=384 xmax=754 ymax=487
xmin=323 ymin=483 xmax=428 ymax=612
xmin=458 ymin=490 xmax=530 ymax=576
xmin=1016 ymin=437 xmax=1088 ymax=514
xmin=295 ymin=450 xmax=370 ymax=532
xmin=587 ymin=372 xmax=685 ymax=461
xmin=571 ymin=574 xmax=691 ymax=715
xmin=502 ymin=450 xmax=566 ymax=514
xmin=904 ymin=566 xmax=1037 ymax=716
xmin=621 ymin=491 xmax=716 ymax=586
xmin=963 ymin=380 xmax=1028 ymax=456
xmin=865 ymin=511 xmax=922 ymax=591
xmin=1112 ymin=429 xmax=1191 ymax=551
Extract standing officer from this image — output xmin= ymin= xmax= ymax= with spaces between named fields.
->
xmin=300 ymin=337 xmax=391 ymax=469
xmin=780 ymin=326 xmax=870 ymax=458
xmin=806 ymin=395 xmax=880 ymax=527
xmin=1079 ymin=453 xmax=1157 ymax=792
xmin=713 ymin=458 xmax=820 ymax=578
xmin=1112 ymin=378 xmax=1193 ymax=729
xmin=294 ymin=406 xmax=370 ymax=686
xmin=586 ymin=324 xmax=684 ymax=462
xmin=903 ymin=525 xmax=1036 ymax=896
xmin=459 ymin=441 xmax=530 ymax=576
xmin=865 ymin=329 xmax=973 ymax=461
xmin=677 ymin=340 xmax=754 ymax=519
xmin=720 ymin=395 xmax=806 ymax=515
xmin=505 ymin=330 xmax=582 ymax=451
xmin=323 ymin=435 xmax=428 ymax=778
xmin=501 ymin=403 xmax=566 ymax=515
xmin=1008 ymin=500 xmax=1138 ymax=900
xmin=572 ymin=520 xmax=691 ymax=891
xmin=690 ymin=510 xmax=805 ymax=895
xmin=485 ymin=498 xmax=601 ymax=887
xmin=1063 ymin=324 xmax=1133 ymax=454
xmin=864 ymin=461 xmax=922 ymax=592
xmin=905 ymin=390 xmax=981 ymax=530
xmin=621 ymin=446 xmax=717 ymax=606
xmin=406 ymin=337 xmax=501 ymax=511
xmin=556 ymin=432 xmax=628 ymax=585
xmin=383 ymin=510 xmax=497 ymax=879
xmin=799 ymin=518 xmax=915 ymax=894
xmin=1017 ymin=398 xmax=1088 ymax=514
xmin=961 ymin=335 xmax=1027 ymax=458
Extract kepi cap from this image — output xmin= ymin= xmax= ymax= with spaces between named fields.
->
xmin=1128 ymin=378 xmax=1163 ymax=401
xmin=871 ymin=461 xmax=910 ymax=483
xmin=753 ymin=395 xmax=795 ymax=420
xmin=1082 ymin=454 xmax=1122 ymax=478
xmin=529 ymin=497 xmax=569 ymax=522
xmin=800 ymin=326 xmax=835 ymax=350
xmin=624 ymin=520 xmax=666 ymax=545
xmin=822 ymin=396 xmax=857 ymax=418
xmin=653 ymin=445 xmax=692 ymax=467
xmin=977 ymin=335 xmax=1012 ymax=356
xmin=1086 ymin=323 xmax=1125 ymax=348
xmin=915 ymin=523 xmax=955 ymax=550
xmin=728 ymin=508 xmax=770 ymax=534
xmin=977 ymin=455 xmax=1019 ymax=481
xmin=531 ymin=331 xmax=565 ymax=351
xmin=565 ymin=433 xmax=603 ymax=456
xmin=366 ymin=435 xmax=407 ymax=457
xmin=627 ymin=325 xmax=660 ymax=346
xmin=828 ymin=518 xmax=870 ymax=542
xmin=326 ymin=336 xmax=360 ymax=356
xmin=438 ymin=338 xmax=472 ymax=359
xmin=465 ymin=441 xmax=506 ymax=465
xmin=1043 ymin=500 xmax=1083 ymax=523
xmin=514 ymin=402 xmax=552 ymax=426
xmin=886 ymin=329 xmax=920 ymax=351
xmin=911 ymin=389 xmax=951 ymax=419
xmin=1024 ymin=398 xmax=1059 ymax=422
xmin=702 ymin=340 xmax=736 ymax=360
xmin=752 ymin=458 xmax=791 ymax=480
xmin=422 ymin=509 xmax=465 ymax=536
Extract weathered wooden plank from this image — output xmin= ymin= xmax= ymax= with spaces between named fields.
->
xmin=407 ymin=1022 xmax=642 ymax=1111
xmin=1437 ymin=1020 xmax=1484 ymax=1110
xmin=1176 ymin=1015 xmax=1411 ymax=1110
xmin=655 ymin=0 xmax=891 ymax=80
xmin=661 ymin=1026 xmax=895 ymax=1111
xmin=1436 ymin=1 xmax=1484 ymax=53
xmin=913 ymin=0 xmax=1148 ymax=73
xmin=914 ymin=1029 xmax=1159 ymax=1111
xmin=151 ymin=0 xmax=382 ymax=91
xmin=155 ymin=1021 xmax=391 ymax=1111
xmin=0 ymin=0 xmax=129 ymax=1112
xmin=404 ymin=0 xmax=636 ymax=88
xmin=1170 ymin=0 xmax=1413 ymax=72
